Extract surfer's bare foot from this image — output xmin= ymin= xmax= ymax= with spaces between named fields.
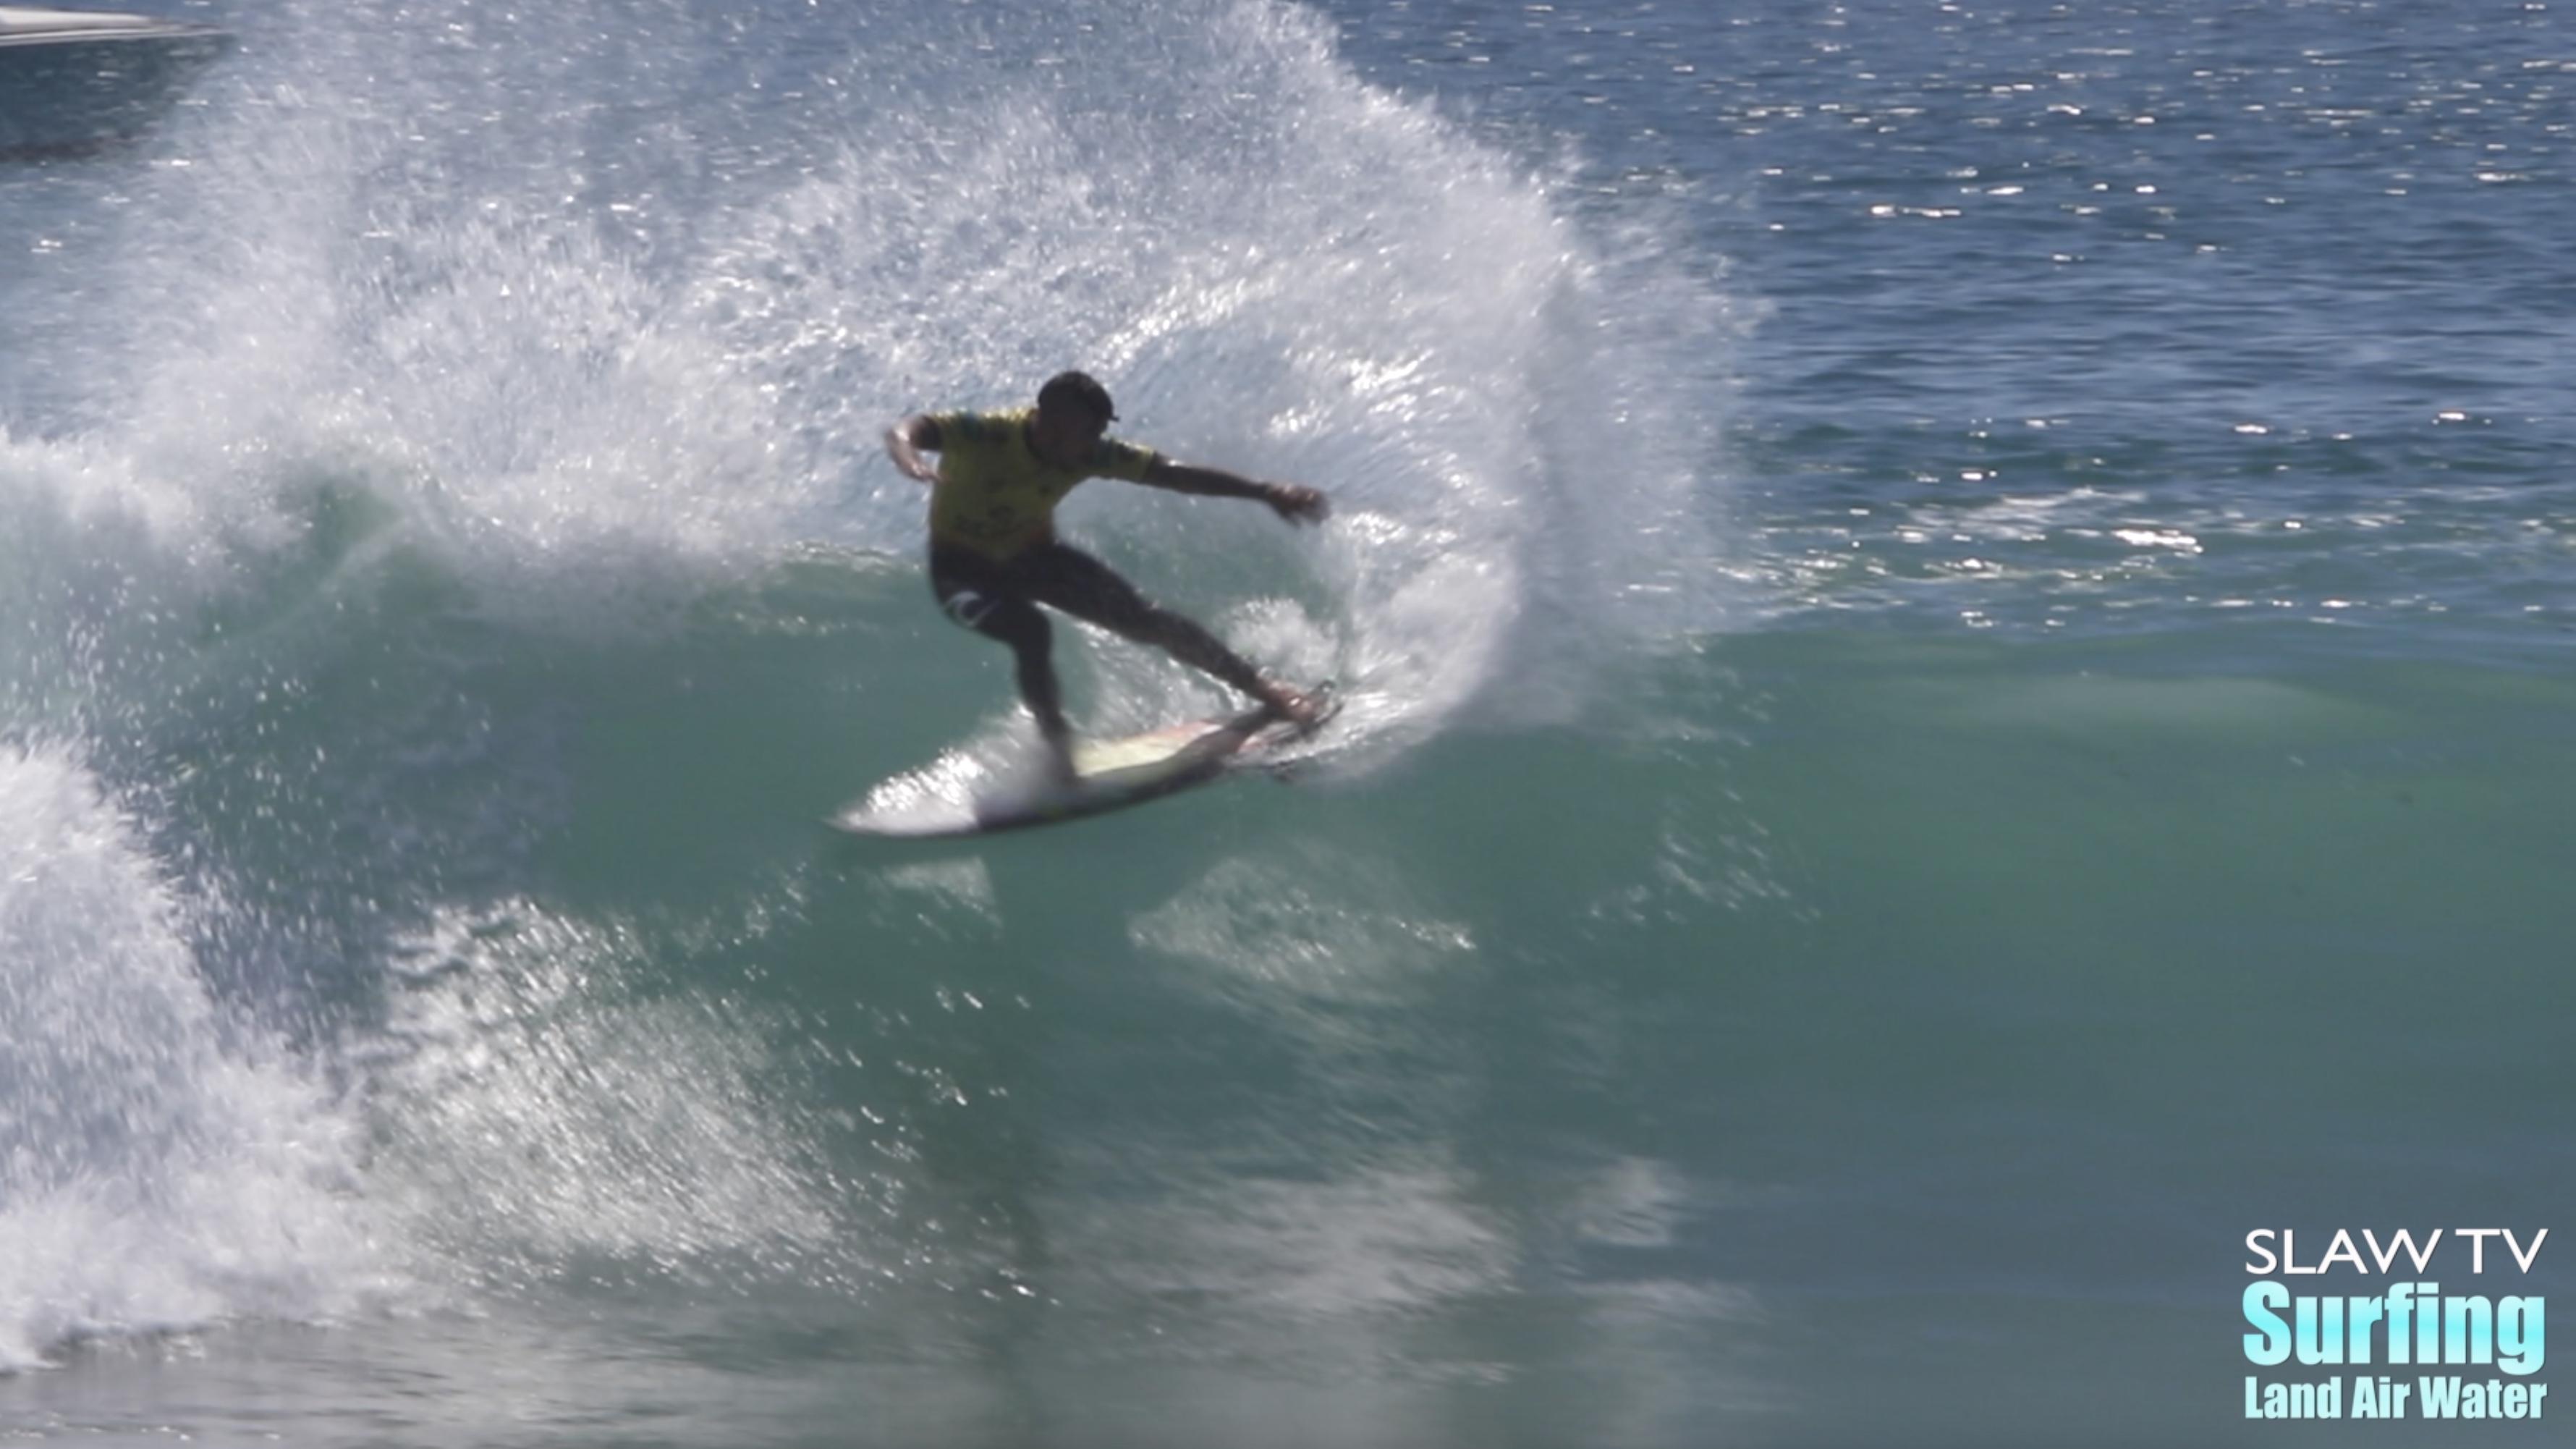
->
xmin=1258 ymin=682 xmax=1327 ymax=734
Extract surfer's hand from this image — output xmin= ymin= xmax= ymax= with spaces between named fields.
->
xmin=1266 ymin=483 xmax=1330 ymax=526
xmin=885 ymin=419 xmax=941 ymax=482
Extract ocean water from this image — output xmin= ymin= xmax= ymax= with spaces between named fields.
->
xmin=2 ymin=0 xmax=2570 ymax=1444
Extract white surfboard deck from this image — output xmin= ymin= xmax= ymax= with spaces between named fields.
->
xmin=829 ymin=691 xmax=1335 ymax=840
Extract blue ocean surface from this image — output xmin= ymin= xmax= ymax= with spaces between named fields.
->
xmin=3 ymin=0 xmax=2571 ymax=1444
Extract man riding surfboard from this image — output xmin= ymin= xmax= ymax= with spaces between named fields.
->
xmin=884 ymin=371 xmax=1331 ymax=785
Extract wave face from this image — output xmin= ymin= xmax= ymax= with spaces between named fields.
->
xmin=1 ymin=0 xmax=1733 ymax=1382
xmin=6 ymin=0 xmax=2574 ymax=1443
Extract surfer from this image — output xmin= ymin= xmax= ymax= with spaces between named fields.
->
xmin=885 ymin=371 xmax=1331 ymax=784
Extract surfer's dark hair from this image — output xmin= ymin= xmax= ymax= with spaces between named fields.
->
xmin=1038 ymin=370 xmax=1118 ymax=423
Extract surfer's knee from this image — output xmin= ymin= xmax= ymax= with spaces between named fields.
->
xmin=950 ymin=587 xmax=1048 ymax=651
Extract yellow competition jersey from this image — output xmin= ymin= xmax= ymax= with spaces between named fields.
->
xmin=925 ymin=407 xmax=1158 ymax=559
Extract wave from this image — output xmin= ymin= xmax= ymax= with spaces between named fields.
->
xmin=0 ymin=0 xmax=1740 ymax=1365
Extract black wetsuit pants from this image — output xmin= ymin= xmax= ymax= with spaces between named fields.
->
xmin=928 ymin=541 xmax=1268 ymax=742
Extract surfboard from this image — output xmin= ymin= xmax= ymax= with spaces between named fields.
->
xmin=829 ymin=688 xmax=1338 ymax=840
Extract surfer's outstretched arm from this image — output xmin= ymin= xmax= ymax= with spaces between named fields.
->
xmin=885 ymin=415 xmax=943 ymax=482
xmin=1140 ymin=457 xmax=1331 ymax=525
